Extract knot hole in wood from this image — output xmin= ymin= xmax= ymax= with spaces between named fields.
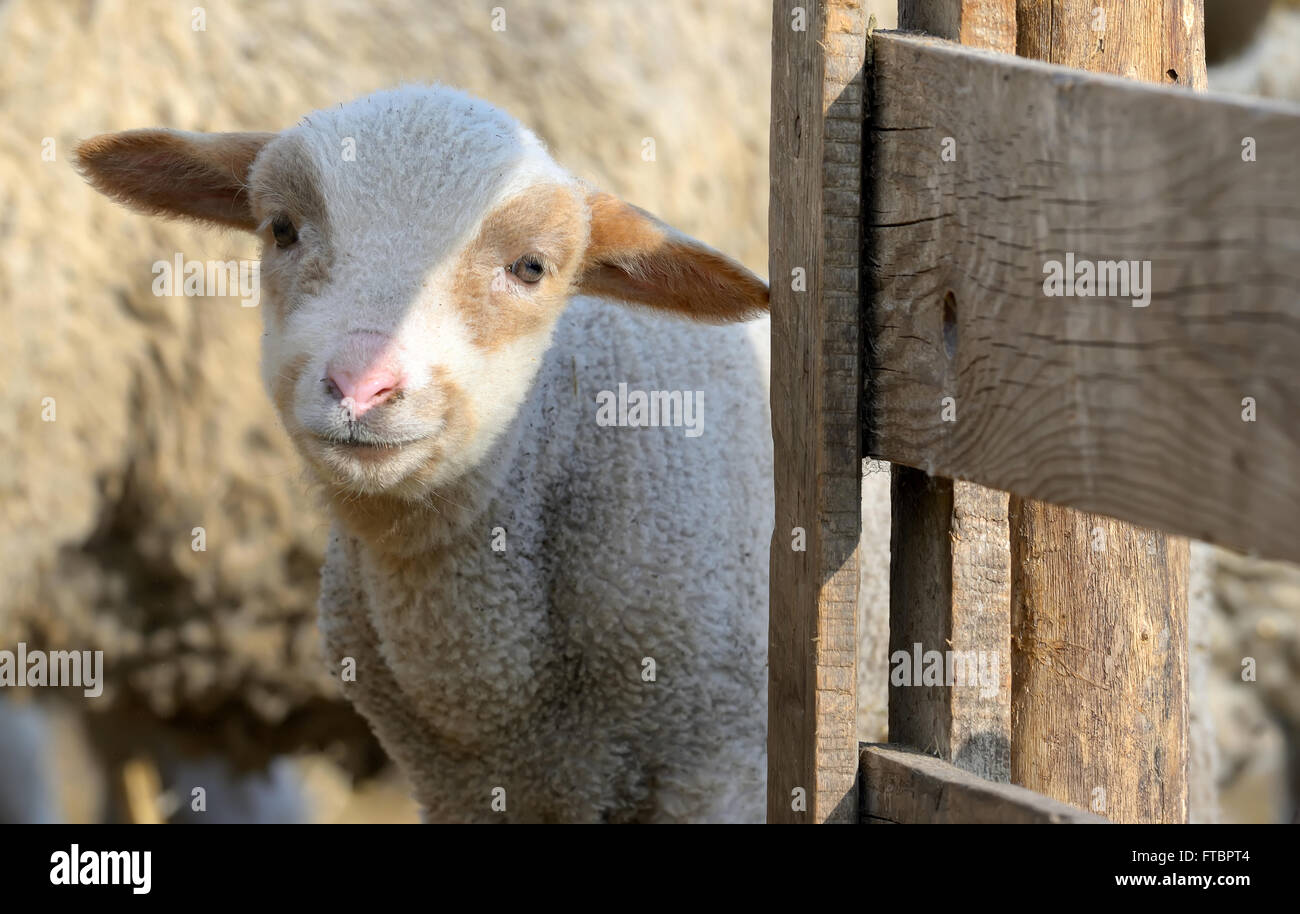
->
xmin=942 ymin=291 xmax=958 ymax=360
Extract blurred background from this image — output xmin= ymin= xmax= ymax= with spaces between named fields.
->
xmin=0 ymin=0 xmax=1296 ymax=823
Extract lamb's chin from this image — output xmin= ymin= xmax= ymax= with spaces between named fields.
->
xmin=306 ymin=436 xmax=440 ymax=498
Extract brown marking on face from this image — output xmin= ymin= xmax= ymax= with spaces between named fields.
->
xmin=421 ymin=365 xmax=475 ymax=444
xmin=389 ymin=366 xmax=476 ymax=491
xmin=450 ymin=184 xmax=590 ymax=351
xmin=74 ymin=129 xmax=276 ymax=230
xmin=578 ymin=191 xmax=769 ymax=322
xmin=248 ymin=136 xmax=335 ymax=324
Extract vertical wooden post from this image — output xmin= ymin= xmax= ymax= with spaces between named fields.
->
xmin=886 ymin=0 xmax=1016 ymax=784
xmin=1009 ymin=0 xmax=1201 ymax=823
xmin=899 ymin=0 xmax=1016 ymax=50
xmin=769 ymin=0 xmax=865 ymax=823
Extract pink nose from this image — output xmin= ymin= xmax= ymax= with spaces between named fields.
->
xmin=326 ymin=343 xmax=404 ymax=419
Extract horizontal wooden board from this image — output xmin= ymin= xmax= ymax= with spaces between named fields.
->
xmin=860 ymin=743 xmax=1107 ymax=823
xmin=865 ymin=30 xmax=1300 ymax=563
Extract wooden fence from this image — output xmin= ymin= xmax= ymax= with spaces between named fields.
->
xmin=769 ymin=0 xmax=1300 ymax=823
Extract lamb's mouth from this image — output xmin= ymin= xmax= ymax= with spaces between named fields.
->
xmin=312 ymin=431 xmax=431 ymax=451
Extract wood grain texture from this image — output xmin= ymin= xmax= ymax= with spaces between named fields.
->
xmin=863 ymin=29 xmax=1300 ymax=564
xmin=860 ymin=743 xmax=1107 ymax=823
xmin=1009 ymin=501 xmax=1189 ymax=821
xmin=889 ymin=472 xmax=1012 ymax=781
xmin=901 ymin=0 xmax=1016 ymax=53
xmin=768 ymin=0 xmax=865 ymax=823
xmin=1016 ymin=0 xmax=1207 ymax=89
xmin=885 ymin=1 xmax=1015 ymax=787
xmin=1010 ymin=0 xmax=1197 ymax=824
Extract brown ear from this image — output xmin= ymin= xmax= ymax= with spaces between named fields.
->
xmin=576 ymin=192 xmax=768 ymax=322
xmin=74 ymin=129 xmax=276 ymax=231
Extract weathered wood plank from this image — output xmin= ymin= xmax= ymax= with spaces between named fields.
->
xmin=860 ymin=743 xmax=1107 ymax=823
xmin=884 ymin=1 xmax=1015 ymax=788
xmin=901 ymin=0 xmax=1016 ymax=53
xmin=889 ymin=472 xmax=1012 ymax=780
xmin=769 ymin=0 xmax=865 ymax=823
xmin=1009 ymin=499 xmax=1189 ymax=821
xmin=1016 ymin=0 xmax=1207 ymax=90
xmin=864 ymin=28 xmax=1300 ymax=565
xmin=1007 ymin=0 xmax=1196 ymax=825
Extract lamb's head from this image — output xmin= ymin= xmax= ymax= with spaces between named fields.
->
xmin=75 ymin=86 xmax=767 ymax=500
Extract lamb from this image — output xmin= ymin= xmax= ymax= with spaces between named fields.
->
xmin=75 ymin=86 xmax=773 ymax=823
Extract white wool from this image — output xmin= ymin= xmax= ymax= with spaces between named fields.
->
xmin=320 ymin=299 xmax=771 ymax=823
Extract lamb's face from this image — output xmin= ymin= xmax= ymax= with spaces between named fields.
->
xmin=74 ymin=85 xmax=768 ymax=503
xmin=245 ymin=89 xmax=592 ymax=497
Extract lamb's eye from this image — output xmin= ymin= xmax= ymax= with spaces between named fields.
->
xmin=271 ymin=215 xmax=298 ymax=249
xmin=509 ymin=253 xmax=545 ymax=283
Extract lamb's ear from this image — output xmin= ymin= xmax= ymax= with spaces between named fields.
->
xmin=74 ymin=129 xmax=276 ymax=231
xmin=576 ymin=192 xmax=768 ymax=322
